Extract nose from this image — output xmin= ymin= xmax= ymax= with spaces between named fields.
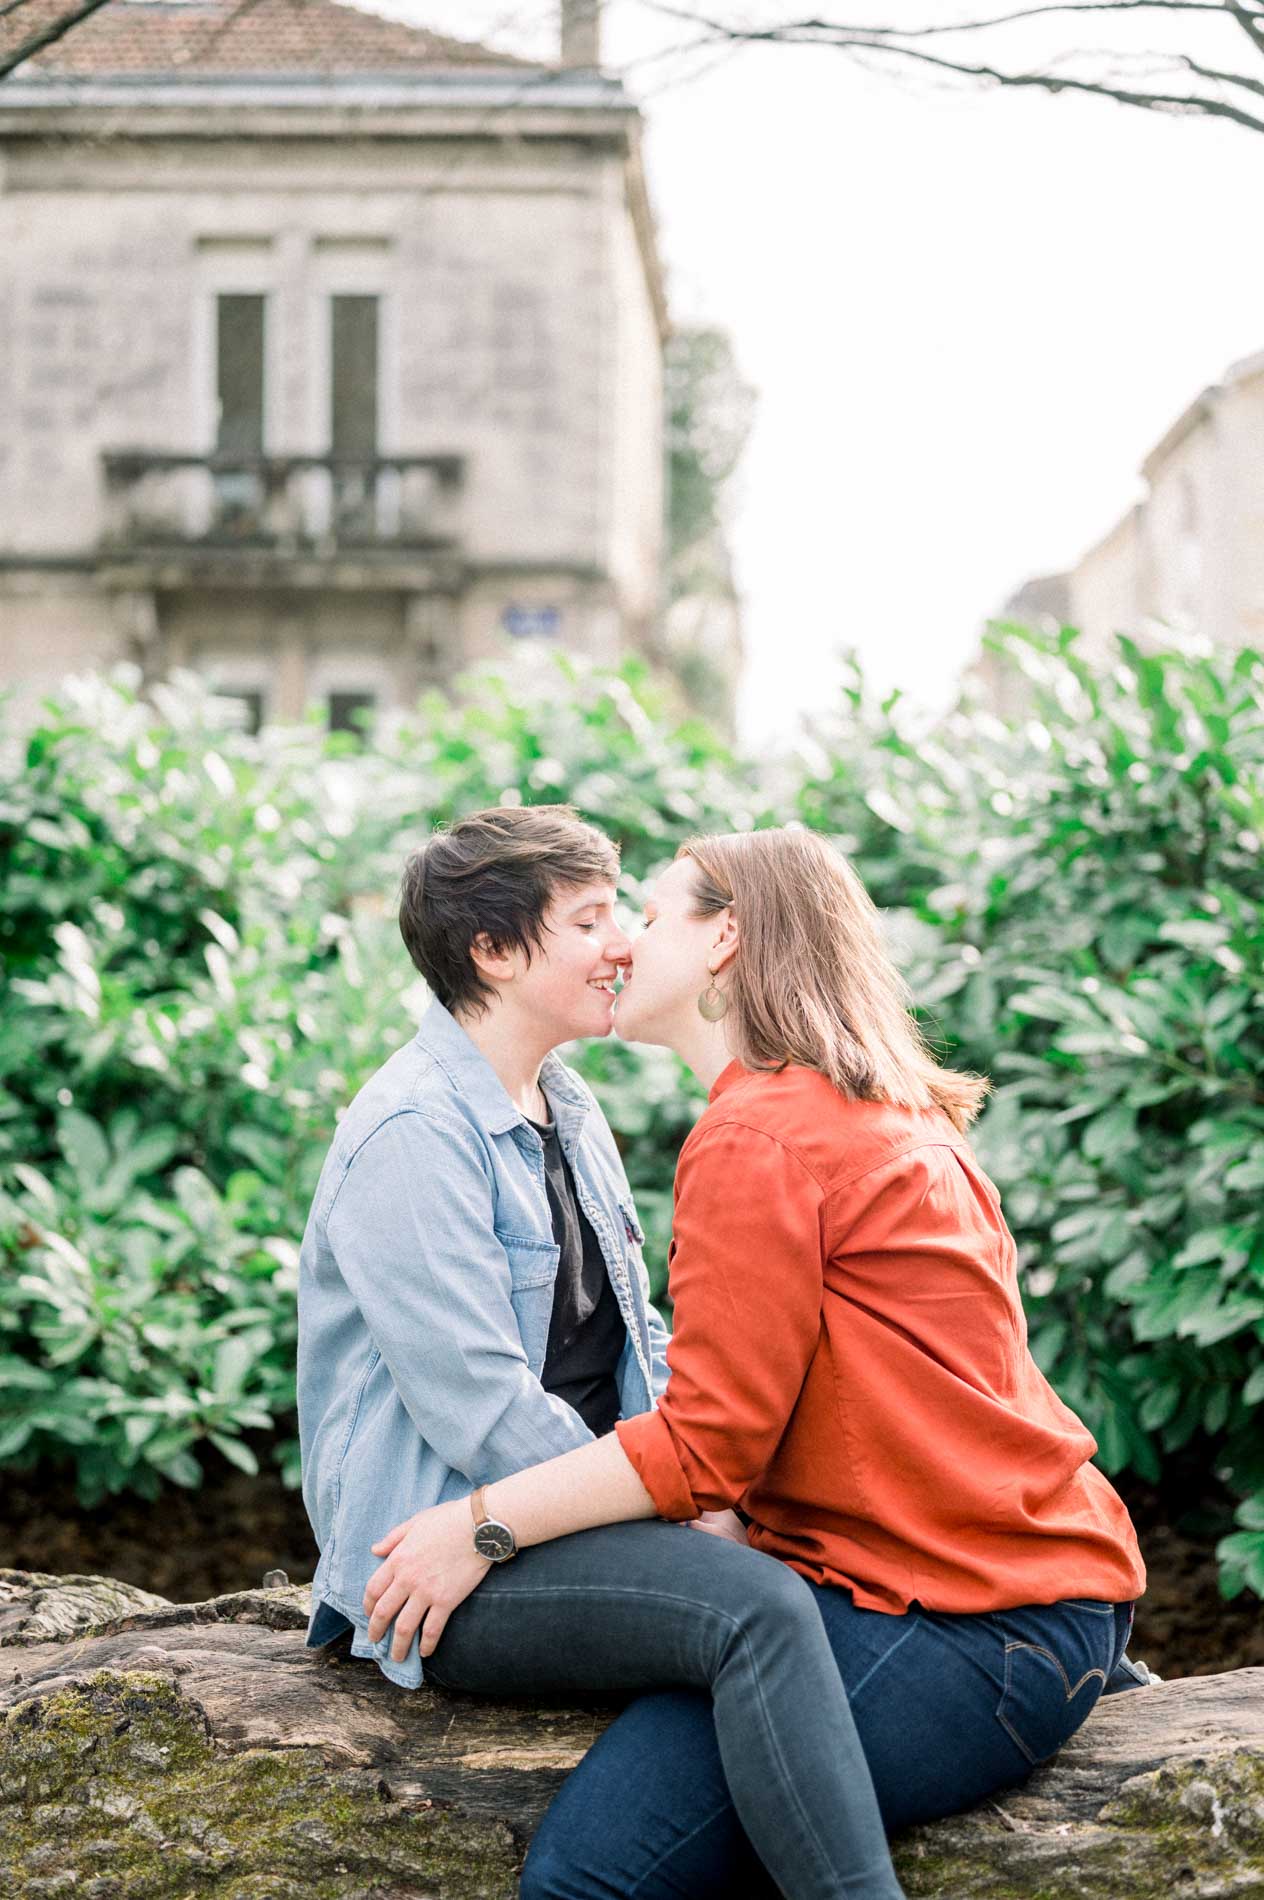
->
xmin=604 ymin=923 xmax=633 ymax=964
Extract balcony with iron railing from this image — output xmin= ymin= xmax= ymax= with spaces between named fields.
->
xmin=99 ymin=452 xmax=465 ymax=563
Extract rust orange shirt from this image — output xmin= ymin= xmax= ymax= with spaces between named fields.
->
xmin=615 ymin=1060 xmax=1145 ymax=1613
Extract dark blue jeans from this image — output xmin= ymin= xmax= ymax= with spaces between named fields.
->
xmin=426 ymin=1523 xmax=902 ymax=1899
xmin=521 ymin=1588 xmax=1135 ymax=1899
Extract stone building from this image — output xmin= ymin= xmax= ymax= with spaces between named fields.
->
xmin=969 ymin=347 xmax=1264 ymax=712
xmin=1069 ymin=348 xmax=1264 ymax=662
xmin=0 ymin=0 xmax=668 ymax=730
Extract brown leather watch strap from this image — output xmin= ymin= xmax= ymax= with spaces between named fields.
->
xmin=470 ymin=1485 xmax=488 ymax=1527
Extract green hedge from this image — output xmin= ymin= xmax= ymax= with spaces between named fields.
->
xmin=1 ymin=631 xmax=1261 ymax=1599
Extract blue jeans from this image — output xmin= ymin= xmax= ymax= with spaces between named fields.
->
xmin=425 ymin=1522 xmax=903 ymax=1899
xmin=521 ymin=1588 xmax=1135 ymax=1899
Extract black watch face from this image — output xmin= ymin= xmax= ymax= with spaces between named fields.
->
xmin=474 ymin=1521 xmax=516 ymax=1562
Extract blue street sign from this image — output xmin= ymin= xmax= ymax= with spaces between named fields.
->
xmin=503 ymin=604 xmax=562 ymax=640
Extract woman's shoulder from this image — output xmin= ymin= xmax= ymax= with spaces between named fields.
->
xmin=692 ymin=1062 xmax=965 ymax=1191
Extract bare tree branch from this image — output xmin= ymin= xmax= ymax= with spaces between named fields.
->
xmin=638 ymin=1 xmax=1264 ymax=134
xmin=643 ymin=1 xmax=1247 ymax=37
xmin=0 ymin=0 xmax=43 ymax=23
xmin=1178 ymin=47 xmax=1264 ymax=88
xmin=1 ymin=0 xmax=114 ymax=81
xmin=1224 ymin=1 xmax=1264 ymax=54
xmin=856 ymin=33 xmax=1264 ymax=128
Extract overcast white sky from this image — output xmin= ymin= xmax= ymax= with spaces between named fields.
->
xmin=364 ymin=1 xmax=1264 ymax=743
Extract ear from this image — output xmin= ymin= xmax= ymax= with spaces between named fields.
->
xmin=469 ymin=931 xmax=517 ymax=985
xmin=708 ymin=909 xmax=740 ymax=977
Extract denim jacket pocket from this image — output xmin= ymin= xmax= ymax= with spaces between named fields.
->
xmin=496 ymin=1232 xmax=559 ymax=1371
xmin=497 ymin=1232 xmax=559 ymax=1288
xmin=994 ymin=1603 xmax=1113 ymax=1767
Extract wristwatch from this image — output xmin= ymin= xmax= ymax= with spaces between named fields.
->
xmin=470 ymin=1485 xmax=518 ymax=1563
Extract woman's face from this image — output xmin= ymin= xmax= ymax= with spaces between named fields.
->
xmin=614 ymin=857 xmax=728 ymax=1047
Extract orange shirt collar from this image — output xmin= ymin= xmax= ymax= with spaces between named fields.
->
xmin=708 ymin=1058 xmax=748 ymax=1104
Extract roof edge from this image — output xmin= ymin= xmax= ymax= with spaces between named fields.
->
xmin=0 ymin=71 xmax=629 ymax=107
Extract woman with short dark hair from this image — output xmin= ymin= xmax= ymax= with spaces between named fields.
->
xmin=304 ymin=804 xmax=904 ymax=1900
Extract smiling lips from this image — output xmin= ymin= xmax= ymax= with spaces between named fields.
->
xmin=588 ymin=970 xmax=630 ymax=996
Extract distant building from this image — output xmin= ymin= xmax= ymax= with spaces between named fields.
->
xmin=0 ymin=0 xmax=668 ymax=731
xmin=960 ymin=569 xmax=1072 ymax=719
xmin=1071 ymin=347 xmax=1264 ymax=659
xmin=967 ymin=347 xmax=1264 ymax=713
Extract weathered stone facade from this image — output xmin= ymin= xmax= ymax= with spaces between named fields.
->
xmin=1071 ymin=348 xmax=1264 ymax=662
xmin=0 ymin=0 xmax=667 ymax=729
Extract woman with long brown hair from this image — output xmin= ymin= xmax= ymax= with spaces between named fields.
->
xmin=363 ymin=824 xmax=1145 ymax=1899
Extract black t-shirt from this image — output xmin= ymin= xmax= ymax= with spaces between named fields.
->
xmin=529 ymin=1113 xmax=625 ymax=1437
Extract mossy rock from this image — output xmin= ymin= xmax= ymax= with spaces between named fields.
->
xmin=2 ymin=1572 xmax=1263 ymax=1897
xmin=895 ymin=1748 xmax=1264 ymax=1897
xmin=1 ymin=1669 xmax=519 ymax=1899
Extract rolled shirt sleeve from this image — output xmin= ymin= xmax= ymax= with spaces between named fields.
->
xmin=615 ymin=1120 xmax=825 ymax=1517
xmin=325 ymin=1108 xmax=596 ymax=1483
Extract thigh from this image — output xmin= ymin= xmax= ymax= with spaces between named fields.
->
xmin=424 ymin=1518 xmax=806 ymax=1701
xmin=814 ymin=1590 xmax=1121 ymax=1831
xmin=521 ymin=1597 xmax=921 ymax=1900
xmin=521 ymin=1689 xmax=777 ymax=1900
xmin=522 ymin=1590 xmax=1123 ymax=1899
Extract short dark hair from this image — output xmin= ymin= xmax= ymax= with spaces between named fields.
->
xmin=399 ymin=805 xmax=621 ymax=1018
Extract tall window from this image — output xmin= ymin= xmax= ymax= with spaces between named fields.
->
xmin=215 ymin=294 xmax=266 ymax=457
xmin=330 ymin=295 xmax=379 ymax=458
xmin=329 ymin=295 xmax=380 ymax=538
xmin=214 ymin=294 xmax=267 ymax=535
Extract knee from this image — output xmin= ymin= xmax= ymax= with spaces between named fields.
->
xmin=738 ymin=1550 xmax=819 ymax=1633
xmin=519 ymin=1825 xmax=578 ymax=1900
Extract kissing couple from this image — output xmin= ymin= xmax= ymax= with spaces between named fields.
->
xmin=297 ymin=803 xmax=1147 ymax=1900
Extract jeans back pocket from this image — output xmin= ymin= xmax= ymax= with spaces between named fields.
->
xmin=993 ymin=1600 xmax=1115 ymax=1767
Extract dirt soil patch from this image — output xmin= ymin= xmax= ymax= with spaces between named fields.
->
xmin=0 ymin=1453 xmax=1257 ymax=1680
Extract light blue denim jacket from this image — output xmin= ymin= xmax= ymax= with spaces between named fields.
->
xmin=296 ymin=998 xmax=672 ymax=1688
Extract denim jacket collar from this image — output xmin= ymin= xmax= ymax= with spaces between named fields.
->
xmin=414 ymin=998 xmax=591 ymax=1142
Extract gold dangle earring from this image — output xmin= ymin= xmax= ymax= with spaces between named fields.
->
xmin=697 ymin=971 xmax=729 ymax=1021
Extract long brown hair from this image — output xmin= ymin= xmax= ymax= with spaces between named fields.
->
xmin=680 ymin=827 xmax=990 ymax=1132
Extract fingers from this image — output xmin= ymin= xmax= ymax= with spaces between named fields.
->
xmin=366 ymin=1578 xmax=412 ymax=1646
xmin=390 ymin=1598 xmax=428 ymax=1665
xmin=371 ymin=1522 xmax=408 ymax=1556
xmin=379 ymin=1594 xmax=453 ymax=1665
xmin=418 ymin=1606 xmax=450 ymax=1659
xmin=363 ymin=1560 xmax=396 ymax=1615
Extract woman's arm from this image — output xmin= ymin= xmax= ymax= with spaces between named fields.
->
xmin=363 ymin=1119 xmax=816 ymax=1666
xmin=363 ymin=1431 xmax=657 ymax=1661
xmin=487 ymin=1429 xmax=659 ymax=1543
xmin=614 ymin=1120 xmax=826 ymax=1519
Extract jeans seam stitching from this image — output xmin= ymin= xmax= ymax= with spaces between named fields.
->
xmin=1003 ymin=1640 xmax=1108 ymax=1702
xmin=734 ymin=1619 xmax=839 ymax=1897
xmin=459 ymin=1585 xmax=748 ymax=1621
xmin=846 ymin=1612 xmax=921 ymax=1703
xmin=623 ymin=1797 xmax=744 ymax=1898
xmin=997 ymin=1644 xmax=1040 ymax=1765
xmin=996 ymin=1704 xmax=1040 ymax=1766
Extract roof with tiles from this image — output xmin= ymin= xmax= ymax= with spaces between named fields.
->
xmin=3 ymin=0 xmax=540 ymax=79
